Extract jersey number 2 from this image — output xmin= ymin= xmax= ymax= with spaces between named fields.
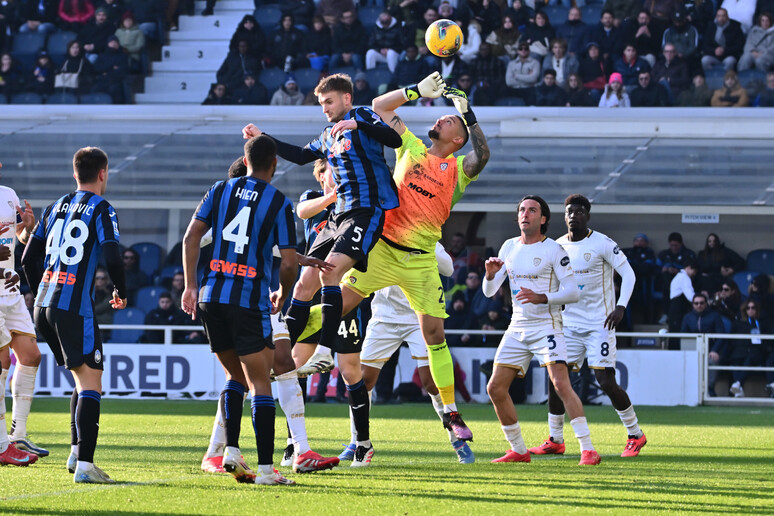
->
xmin=222 ymin=206 xmax=251 ymax=254
xmin=46 ymin=218 xmax=89 ymax=265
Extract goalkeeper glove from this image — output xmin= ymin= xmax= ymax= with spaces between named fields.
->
xmin=443 ymin=86 xmax=477 ymax=126
xmin=403 ymin=71 xmax=446 ymax=101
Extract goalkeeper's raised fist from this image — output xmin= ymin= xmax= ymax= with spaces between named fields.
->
xmin=403 ymin=72 xmax=446 ymax=101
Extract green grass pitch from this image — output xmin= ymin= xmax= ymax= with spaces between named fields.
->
xmin=2 ymin=399 xmax=773 ymax=515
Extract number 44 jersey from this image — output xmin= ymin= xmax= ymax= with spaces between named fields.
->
xmin=194 ymin=176 xmax=296 ymax=312
xmin=32 ymin=190 xmax=120 ymax=316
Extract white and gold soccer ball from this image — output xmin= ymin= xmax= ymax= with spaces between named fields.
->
xmin=425 ymin=19 xmax=463 ymax=57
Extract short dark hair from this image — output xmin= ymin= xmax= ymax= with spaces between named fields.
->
xmin=668 ymin=232 xmax=683 ymax=243
xmin=314 ymin=73 xmax=353 ymax=96
xmin=228 ymin=156 xmax=247 ymax=178
xmin=159 ymin=292 xmax=173 ymax=301
xmin=73 ymin=147 xmax=108 ymax=183
xmin=518 ymin=195 xmax=551 ymax=234
xmin=243 ymin=135 xmax=277 ymax=173
xmin=543 ymin=68 xmax=557 ymax=77
xmin=601 ymin=9 xmax=614 ymax=18
xmin=564 ymin=193 xmax=591 ymax=212
xmin=692 ymin=293 xmax=708 ymax=303
xmin=683 ymin=258 xmax=698 ymax=270
xmin=453 ymin=115 xmax=470 ymax=147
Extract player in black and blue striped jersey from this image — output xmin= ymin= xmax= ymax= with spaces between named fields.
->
xmin=181 ymin=135 xmax=298 ymax=486
xmin=22 ymin=146 xmax=128 ymax=484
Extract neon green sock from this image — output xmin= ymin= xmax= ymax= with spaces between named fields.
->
xmin=427 ymin=341 xmax=455 ymax=406
xmin=298 ymin=304 xmax=322 ymax=342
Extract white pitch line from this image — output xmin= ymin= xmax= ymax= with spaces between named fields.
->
xmin=3 ymin=474 xmax=201 ymax=501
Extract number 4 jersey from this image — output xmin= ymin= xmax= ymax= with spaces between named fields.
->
xmin=32 ymin=190 xmax=120 ymax=316
xmin=194 ymin=176 xmax=296 ymax=312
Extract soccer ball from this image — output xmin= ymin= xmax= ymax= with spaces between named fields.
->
xmin=425 ymin=19 xmax=463 ymax=57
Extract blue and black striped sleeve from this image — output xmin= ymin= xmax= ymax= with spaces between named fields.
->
xmin=194 ymin=182 xmax=220 ymax=224
xmin=274 ymin=198 xmax=297 ymax=250
xmin=354 ymin=107 xmax=402 ymax=148
xmin=95 ymin=201 xmax=119 ymax=245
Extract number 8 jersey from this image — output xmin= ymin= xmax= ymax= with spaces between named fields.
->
xmin=31 ymin=190 xmax=120 ymax=316
xmin=194 ymin=176 xmax=296 ymax=311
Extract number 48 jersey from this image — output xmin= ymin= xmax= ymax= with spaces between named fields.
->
xmin=32 ymin=190 xmax=120 ymax=316
xmin=194 ymin=176 xmax=296 ymax=312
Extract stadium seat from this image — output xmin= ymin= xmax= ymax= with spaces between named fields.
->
xmin=329 ymin=66 xmax=357 ymax=78
xmin=155 ymin=265 xmax=183 ymax=288
xmin=135 ymin=286 xmax=166 ymax=312
xmin=704 ymin=68 xmax=725 ymax=90
xmin=12 ymin=32 xmax=47 ymax=57
xmin=10 ymin=52 xmax=36 ymax=72
xmin=365 ymin=68 xmax=392 ymax=90
xmin=108 ymin=307 xmax=146 ymax=344
xmin=738 ymin=69 xmax=766 ymax=97
xmin=295 ymin=67 xmax=324 ymax=94
xmin=542 ymin=5 xmax=570 ymax=23
xmin=79 ymin=92 xmax=113 ymax=104
xmin=10 ymin=92 xmax=43 ymax=104
xmin=580 ymin=4 xmax=602 ymax=22
xmin=733 ymin=271 xmax=756 ymax=296
xmin=259 ymin=67 xmax=286 ymax=93
xmin=46 ymin=30 xmax=77 ymax=61
xmin=254 ymin=5 xmax=281 ymax=32
xmin=746 ymin=249 xmax=774 ymax=275
xmin=0 ymin=93 xmax=6 ymax=104
xmin=358 ymin=6 xmax=382 ymax=27
xmin=132 ymin=242 xmax=163 ymax=279
xmin=45 ymin=91 xmax=79 ymax=104
xmin=494 ymin=97 xmax=526 ymax=106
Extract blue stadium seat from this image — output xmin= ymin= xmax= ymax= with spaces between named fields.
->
xmin=746 ymin=249 xmax=774 ymax=275
xmin=541 ymin=5 xmax=570 ymax=23
xmin=494 ymin=97 xmax=526 ymax=106
xmin=46 ymin=92 xmax=79 ymax=104
xmin=10 ymin=52 xmax=36 ymax=72
xmin=254 ymin=5 xmax=282 ymax=33
xmin=0 ymin=93 xmax=6 ymax=104
xmin=295 ymin=67 xmax=324 ymax=94
xmin=733 ymin=271 xmax=756 ymax=296
xmin=131 ymin=242 xmax=163 ymax=279
xmin=12 ymin=32 xmax=47 ymax=57
xmin=738 ymin=68 xmax=765 ymax=85
xmin=259 ymin=67 xmax=286 ymax=92
xmin=79 ymin=92 xmax=113 ymax=104
xmin=580 ymin=4 xmax=602 ymax=22
xmin=109 ymin=307 xmax=146 ymax=343
xmin=704 ymin=68 xmax=725 ymax=90
xmin=358 ymin=6 xmax=382 ymax=27
xmin=135 ymin=285 xmax=166 ymax=312
xmin=365 ymin=67 xmax=392 ymax=89
xmin=11 ymin=92 xmax=43 ymax=104
xmin=46 ymin=30 xmax=77 ymax=61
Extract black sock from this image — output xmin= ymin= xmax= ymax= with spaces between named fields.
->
xmin=251 ymin=395 xmax=276 ymax=465
xmin=285 ymin=299 xmax=311 ymax=343
xmin=347 ymin=380 xmax=369 ymax=442
xmin=298 ymin=375 xmax=308 ymax=403
xmin=320 ymin=286 xmax=342 ymax=349
xmin=70 ymin=388 xmax=79 ymax=446
xmin=76 ymin=390 xmax=101 ymax=463
xmin=220 ymin=380 xmax=246 ymax=449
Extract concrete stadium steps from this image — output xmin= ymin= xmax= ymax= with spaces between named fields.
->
xmin=193 ymin=0 xmax=255 ymax=14
xmin=153 ymin=59 xmax=222 ymax=73
xmin=175 ymin=14 xmax=245 ymax=39
xmin=136 ymin=73 xmax=214 ymax=103
xmin=161 ymin=42 xmax=229 ymax=63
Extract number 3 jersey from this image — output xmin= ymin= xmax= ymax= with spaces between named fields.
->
xmin=194 ymin=176 xmax=296 ymax=311
xmin=31 ymin=190 xmax=119 ymax=316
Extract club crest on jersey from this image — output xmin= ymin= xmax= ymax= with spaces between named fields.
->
xmin=533 ymin=257 xmax=542 ymax=267
xmin=440 ymin=163 xmax=448 ymax=171
xmin=349 ymin=276 xmax=357 ymax=284
xmin=613 ymin=245 xmax=620 ymax=254
xmin=584 ymin=252 xmax=591 ymax=262
xmin=560 ymin=256 xmax=570 ymax=267
xmin=94 ymin=349 xmax=102 ymax=364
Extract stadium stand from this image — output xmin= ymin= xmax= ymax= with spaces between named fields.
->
xmin=132 ymin=242 xmax=164 ymax=279
xmin=747 ymin=249 xmax=774 ymax=275
xmin=108 ymin=307 xmax=146 ymax=344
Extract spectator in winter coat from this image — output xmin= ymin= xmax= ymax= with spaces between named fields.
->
xmin=555 ymin=7 xmax=591 ymax=57
xmin=702 ymin=7 xmax=745 ymax=71
xmin=613 ymin=43 xmax=651 ymax=87
xmin=676 ymin=73 xmax=712 ymax=106
xmin=330 ymin=10 xmax=368 ymax=70
xmin=629 ymin=70 xmax=671 ymax=106
xmin=90 ymin=35 xmax=128 ymax=103
xmin=651 ymin=43 xmax=690 ymax=99
xmin=228 ymin=14 xmax=265 ymax=62
xmin=599 ymin=72 xmax=630 ymax=107
xmin=268 ymin=14 xmax=306 ymax=70
xmin=217 ymin=39 xmax=260 ymax=91
xmin=58 ymin=0 xmax=96 ymax=32
xmin=114 ymin=11 xmax=145 ymax=72
xmin=78 ymin=6 xmax=115 ymax=63
xmin=738 ymin=12 xmax=774 ymax=72
xmin=534 ymin=68 xmax=568 ymax=106
xmin=270 ymin=75 xmax=304 ymax=105
xmin=232 ymin=73 xmax=268 ymax=105
xmin=710 ymin=70 xmax=749 ymax=106
xmin=365 ymin=11 xmax=405 ymax=73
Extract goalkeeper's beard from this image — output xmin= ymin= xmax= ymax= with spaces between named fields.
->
xmin=428 ymin=129 xmax=440 ymax=140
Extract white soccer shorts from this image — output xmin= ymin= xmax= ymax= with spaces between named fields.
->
xmin=564 ymin=326 xmax=617 ymax=371
xmin=493 ymin=328 xmax=567 ymax=378
xmin=271 ymin=311 xmax=290 ymax=344
xmin=360 ymin=320 xmax=428 ymax=369
xmin=0 ymin=293 xmax=36 ymax=349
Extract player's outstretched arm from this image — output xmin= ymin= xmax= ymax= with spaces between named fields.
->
xmin=443 ymin=87 xmax=490 ymax=179
xmin=243 ymin=123 xmax=319 ymax=165
xmin=182 ymin=218 xmax=209 ymax=318
xmin=373 ymin=72 xmax=447 ymax=135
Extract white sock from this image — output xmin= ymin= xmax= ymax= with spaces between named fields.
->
xmin=205 ymin=396 xmax=226 ymax=457
xmin=616 ymin=405 xmax=642 ymax=438
xmin=258 ymin=464 xmax=274 ymax=475
xmin=443 ymin=402 xmax=458 ymax=414
xmin=348 ymin=405 xmax=357 ymax=444
xmin=11 ymin=364 xmax=37 ymax=439
xmin=275 ymin=371 xmax=309 ymax=454
xmin=570 ymin=417 xmax=594 ymax=452
xmin=76 ymin=460 xmax=94 ymax=471
xmin=314 ymin=344 xmax=333 ymax=358
xmin=501 ymin=423 xmax=527 ymax=454
xmin=356 ymin=439 xmax=371 ymax=448
xmin=71 ymin=444 xmax=77 ymax=455
xmin=549 ymin=412 xmax=565 ymax=443
xmin=430 ymin=393 xmax=455 ymax=443
xmin=0 ymin=369 xmax=9 ymax=451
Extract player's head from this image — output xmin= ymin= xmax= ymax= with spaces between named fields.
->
xmin=73 ymin=146 xmax=109 ymax=194
xmin=228 ymin=156 xmax=247 ymax=178
xmin=315 ymin=74 xmax=353 ymax=122
xmin=428 ymin=115 xmax=468 ymax=150
xmin=312 ymin=158 xmax=335 ymax=190
xmin=243 ymin=135 xmax=278 ymax=179
xmin=564 ymin=193 xmax=591 ymax=233
xmin=517 ymin=195 xmax=550 ymax=235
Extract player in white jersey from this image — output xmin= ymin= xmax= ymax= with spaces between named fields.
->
xmin=529 ymin=194 xmax=646 ymax=458
xmin=0 ymin=172 xmax=48 ymax=466
xmin=482 ymin=195 xmax=601 ymax=466
xmin=337 ymin=243 xmax=475 ymax=464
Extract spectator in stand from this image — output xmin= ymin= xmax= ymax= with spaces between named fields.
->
xmin=93 ymin=267 xmax=114 ymax=326
xmin=437 ymin=1 xmax=464 ymax=26
xmin=217 ymin=39 xmax=260 ymax=92
xmin=282 ymin=0 xmax=315 ymax=29
xmin=662 ymin=8 xmax=700 ymax=71
xmin=591 ymin=10 xmax=623 ymax=65
xmin=697 ymin=233 xmax=746 ymax=296
xmin=170 ymin=271 xmax=185 ymax=309
xmin=389 ymin=44 xmax=428 ymax=90
xmin=445 ymin=291 xmax=481 ymax=347
xmin=304 ymin=15 xmax=332 ymax=70
xmin=508 ymin=0 xmax=532 ymax=30
xmin=684 ymin=0 xmax=715 ymax=36
xmin=534 ymin=67 xmax=568 ymax=105
xmin=461 ymin=270 xmax=493 ymax=319
xmin=352 ymin=71 xmax=375 ymax=106
xmin=0 ymin=53 xmax=24 ymax=98
xmin=20 ymin=0 xmax=59 ymax=36
xmin=365 ymin=11 xmax=404 ymax=73
xmin=556 ymin=6 xmax=590 ymax=57
xmin=269 ymin=14 xmax=306 ymax=71
xmin=232 ymin=72 xmax=268 ymax=105
xmin=78 ymin=6 xmax=115 ymax=63
xmin=729 ymin=299 xmax=773 ymax=398
xmin=681 ymin=293 xmax=726 ymax=396
xmin=270 ymin=75 xmax=304 ymax=105
xmin=122 ymin=247 xmax=148 ymax=305
xmin=435 ymin=54 xmax=468 ymax=95
xmin=738 ymin=12 xmax=774 ymax=72
xmin=140 ymin=292 xmax=193 ymax=344
xmin=502 ymin=40 xmax=540 ymax=102
xmin=387 ymin=0 xmax=423 ymax=27
xmin=523 ymin=11 xmax=555 ymax=61
xmin=97 ymin=0 xmax=124 ymax=27
xmin=755 ymin=71 xmax=774 ymax=106
xmin=602 ymin=0 xmax=641 ymax=28
xmin=330 ymin=10 xmax=368 ymax=71
xmin=628 ymin=10 xmax=659 ymax=67
xmin=613 ymin=43 xmax=651 ymax=88
xmin=469 ymin=41 xmax=504 ymax=105
xmin=624 ymin=233 xmax=659 ymax=323
xmin=599 ymin=72 xmax=630 ymax=106
xmin=711 ymin=70 xmax=749 ymax=106
xmin=711 ymin=278 xmax=744 ymax=323
xmin=404 ymin=7 xmax=439 ymax=58
xmin=115 ymin=11 xmax=145 ymax=73
xmin=229 ymin=14 xmax=265 ymax=63
xmin=702 ymin=7 xmax=744 ymax=72
xmin=55 ymin=40 xmax=95 ymax=96
xmin=658 ymin=231 xmax=696 ymax=311
xmin=651 ymin=43 xmax=690 ymax=100
xmin=90 ymin=35 xmax=127 ymax=103
xmin=485 ymin=12 xmax=520 ymax=60
xmin=201 ymin=0 xmax=216 ymax=16
xmin=202 ymin=82 xmax=231 ymax=104
xmin=58 ymin=0 xmax=95 ymax=32
xmin=128 ymin=0 xmax=164 ymax=42
xmin=677 ymin=73 xmax=712 ymax=105
xmin=579 ymin=42 xmax=607 ymax=97
xmin=446 ymin=231 xmax=481 ymax=287
xmin=722 ymin=0 xmax=756 ymax=33
xmin=566 ymin=72 xmax=593 ymax=105
xmin=542 ymin=37 xmax=579 ymax=88
xmin=27 ymin=50 xmax=56 ymax=96
xmin=316 ymin=0 xmax=354 ymax=28
xmin=629 ymin=69 xmax=670 ymax=106
xmin=457 ymin=18 xmax=483 ymax=64
xmin=469 ymin=0 xmax=501 ymax=36
xmin=642 ymin=0 xmax=679 ymax=43
xmin=667 ymin=258 xmax=698 ymax=348
xmin=748 ymin=274 xmax=774 ymax=320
